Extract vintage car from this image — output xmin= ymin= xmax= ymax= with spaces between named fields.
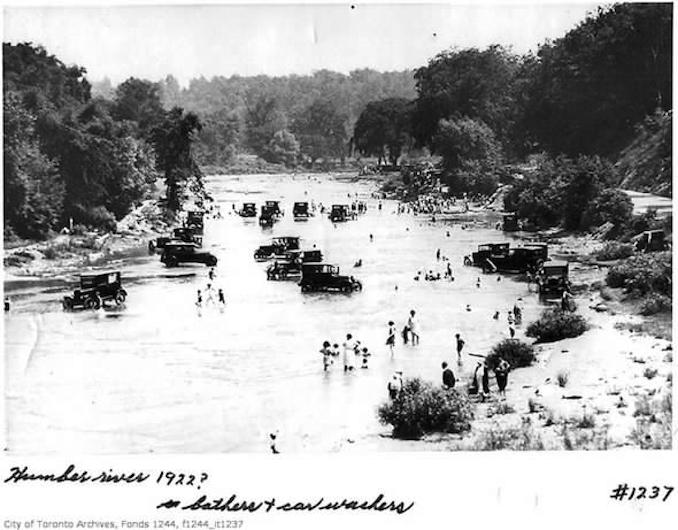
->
xmin=465 ymin=243 xmax=547 ymax=273
xmin=160 ymin=242 xmax=217 ymax=267
xmin=265 ymin=200 xmax=283 ymax=217
xmin=148 ymin=227 xmax=203 ymax=254
xmin=299 ymin=263 xmax=362 ymax=293
xmin=259 ymin=205 xmax=278 ymax=227
xmin=266 ymin=249 xmax=323 ymax=280
xmin=62 ymin=270 xmax=127 ymax=310
xmin=502 ymin=213 xmax=519 ymax=232
xmin=633 ymin=230 xmax=670 ymax=253
xmin=239 ymin=202 xmax=257 ymax=217
xmin=465 ymin=243 xmax=510 ymax=267
xmin=254 ymin=236 xmax=301 ymax=261
xmin=185 ymin=211 xmax=204 ymax=234
xmin=329 ymin=204 xmax=353 ymax=222
xmin=293 ymin=201 xmax=311 ymax=220
xmin=536 ymin=260 xmax=571 ymax=297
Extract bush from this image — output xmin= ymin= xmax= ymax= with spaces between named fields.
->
xmin=595 ymin=242 xmax=635 ymax=261
xmin=582 ymin=189 xmax=633 ymax=235
xmin=377 ymin=377 xmax=473 ymax=439
xmin=639 ymin=293 xmax=672 ymax=316
xmin=526 ymin=308 xmax=589 ymax=343
xmin=486 ymin=339 xmax=535 ymax=369
xmin=606 ymin=251 xmax=672 ymax=296
xmin=75 ymin=205 xmax=117 ymax=232
xmin=489 ymin=402 xmax=516 ymax=416
xmin=468 ymin=419 xmax=545 ymax=451
xmin=561 ymin=425 xmax=611 ymax=450
xmin=643 ymin=368 xmax=658 ymax=380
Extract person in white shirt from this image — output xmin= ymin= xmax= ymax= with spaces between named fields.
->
xmin=342 ymin=333 xmax=356 ymax=372
xmin=407 ymin=310 xmax=419 ymax=345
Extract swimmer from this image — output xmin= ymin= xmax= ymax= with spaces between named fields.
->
xmin=466 ymin=304 xmax=471 ymax=312
xmin=493 ymin=311 xmax=500 ymax=320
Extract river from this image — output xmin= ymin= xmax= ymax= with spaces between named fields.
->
xmin=4 ymin=173 xmax=548 ymax=454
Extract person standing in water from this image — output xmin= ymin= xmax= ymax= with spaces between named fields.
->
xmin=442 ymin=362 xmax=456 ymax=389
xmin=407 ymin=310 xmax=419 ymax=345
xmin=320 ymin=341 xmax=333 ymax=372
xmin=455 ymin=333 xmax=465 ymax=364
xmin=386 ymin=321 xmax=396 ymax=355
xmin=342 ymin=334 xmax=356 ymax=372
xmin=195 ymin=289 xmax=203 ymax=316
xmin=217 ymin=288 xmax=226 ymax=311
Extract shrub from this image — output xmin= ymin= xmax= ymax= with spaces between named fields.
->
xmin=75 ymin=205 xmax=117 ymax=232
xmin=606 ymin=251 xmax=672 ymax=296
xmin=527 ymin=397 xmax=542 ymax=413
xmin=575 ymin=413 xmax=596 ymax=429
xmin=643 ymin=368 xmax=658 ymax=380
xmin=377 ymin=377 xmax=473 ymax=439
xmin=639 ymin=293 xmax=672 ymax=315
xmin=595 ymin=242 xmax=635 ymax=261
xmin=486 ymin=339 xmax=535 ymax=369
xmin=526 ymin=308 xmax=589 ymax=343
xmin=556 ymin=371 xmax=569 ymax=388
xmin=468 ymin=419 xmax=545 ymax=451
xmin=561 ymin=425 xmax=611 ymax=450
xmin=489 ymin=402 xmax=516 ymax=416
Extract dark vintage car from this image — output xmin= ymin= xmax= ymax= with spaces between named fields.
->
xmin=62 ymin=271 xmax=127 ymax=310
xmin=299 ymin=263 xmax=362 ymax=293
xmin=502 ymin=213 xmax=519 ymax=232
xmin=259 ymin=205 xmax=278 ymax=227
xmin=633 ymin=230 xmax=670 ymax=253
xmin=265 ymin=200 xmax=283 ymax=217
xmin=266 ymin=249 xmax=323 ymax=280
xmin=293 ymin=201 xmax=311 ymax=220
xmin=465 ymin=243 xmax=547 ymax=273
xmin=329 ymin=204 xmax=354 ymax=222
xmin=536 ymin=260 xmax=571 ymax=297
xmin=254 ymin=236 xmax=301 ymax=261
xmin=160 ymin=242 xmax=217 ymax=267
xmin=239 ymin=202 xmax=257 ymax=217
xmin=465 ymin=243 xmax=510 ymax=267
xmin=185 ymin=211 xmax=205 ymax=234
xmin=148 ymin=227 xmax=203 ymax=254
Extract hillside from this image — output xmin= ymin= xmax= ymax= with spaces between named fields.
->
xmin=616 ymin=110 xmax=672 ymax=197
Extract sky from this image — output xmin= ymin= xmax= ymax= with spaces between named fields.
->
xmin=3 ymin=2 xmax=600 ymax=86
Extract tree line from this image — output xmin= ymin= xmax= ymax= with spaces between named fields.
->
xmin=4 ymin=43 xmax=206 ymax=239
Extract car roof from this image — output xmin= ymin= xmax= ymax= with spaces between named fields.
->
xmin=81 ymin=270 xmax=120 ymax=277
xmin=543 ymin=260 xmax=568 ymax=267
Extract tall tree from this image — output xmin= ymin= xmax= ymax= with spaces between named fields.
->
xmin=353 ymin=97 xmax=412 ymax=165
xmin=292 ymin=99 xmax=348 ymax=166
xmin=151 ymin=108 xmax=203 ymax=211
xmin=112 ymin=77 xmax=164 ymax=136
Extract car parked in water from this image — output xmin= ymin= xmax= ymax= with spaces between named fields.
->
xmin=299 ymin=263 xmax=362 ymax=293
xmin=160 ymin=242 xmax=217 ymax=267
xmin=254 ymin=236 xmax=301 ymax=261
xmin=62 ymin=271 xmax=128 ymax=310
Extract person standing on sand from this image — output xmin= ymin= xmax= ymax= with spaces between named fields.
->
xmin=495 ymin=357 xmax=510 ymax=398
xmin=386 ymin=321 xmax=396 ymax=355
xmin=442 ymin=362 xmax=456 ymax=389
xmin=407 ymin=310 xmax=419 ymax=345
xmin=387 ymin=372 xmax=403 ymax=399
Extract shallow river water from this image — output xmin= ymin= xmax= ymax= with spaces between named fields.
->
xmin=5 ymin=173 xmax=548 ymax=454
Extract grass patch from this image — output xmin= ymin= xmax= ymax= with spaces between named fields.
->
xmin=466 ymin=419 xmax=545 ymax=451
xmin=377 ymin=377 xmax=473 ymax=439
xmin=595 ymin=242 xmax=635 ymax=261
xmin=526 ymin=308 xmax=589 ymax=343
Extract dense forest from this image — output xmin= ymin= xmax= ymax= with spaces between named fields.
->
xmin=4 ymin=3 xmax=672 ymax=240
xmin=3 ymin=43 xmax=206 ymax=239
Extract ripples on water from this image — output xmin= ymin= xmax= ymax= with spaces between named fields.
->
xmin=5 ymin=173 xmax=543 ymax=454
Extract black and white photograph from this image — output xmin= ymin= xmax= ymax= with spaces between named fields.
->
xmin=2 ymin=1 xmax=673 ymax=460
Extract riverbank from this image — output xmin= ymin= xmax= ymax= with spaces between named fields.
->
xmin=3 ymin=199 xmax=171 ymax=280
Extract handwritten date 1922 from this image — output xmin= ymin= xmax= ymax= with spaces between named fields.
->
xmin=156 ymin=471 xmax=209 ymax=489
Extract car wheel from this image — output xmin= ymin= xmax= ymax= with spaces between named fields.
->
xmin=62 ymin=297 xmax=73 ymax=311
xmin=84 ymin=297 xmax=96 ymax=310
xmin=354 ymin=282 xmax=362 ymax=291
xmin=463 ymin=256 xmax=472 ymax=266
xmin=301 ymin=284 xmax=309 ymax=292
xmin=115 ymin=291 xmax=126 ymax=305
xmin=148 ymin=241 xmax=156 ymax=255
xmin=166 ymin=257 xmax=177 ymax=268
xmin=209 ymin=257 xmax=218 ymax=266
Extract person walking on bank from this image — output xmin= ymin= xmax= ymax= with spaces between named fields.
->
xmin=442 ymin=362 xmax=456 ymax=389
xmin=408 ymin=310 xmax=420 ymax=345
xmin=386 ymin=321 xmax=396 ymax=356
xmin=455 ymin=333 xmax=465 ymax=364
xmin=495 ymin=357 xmax=510 ymax=398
